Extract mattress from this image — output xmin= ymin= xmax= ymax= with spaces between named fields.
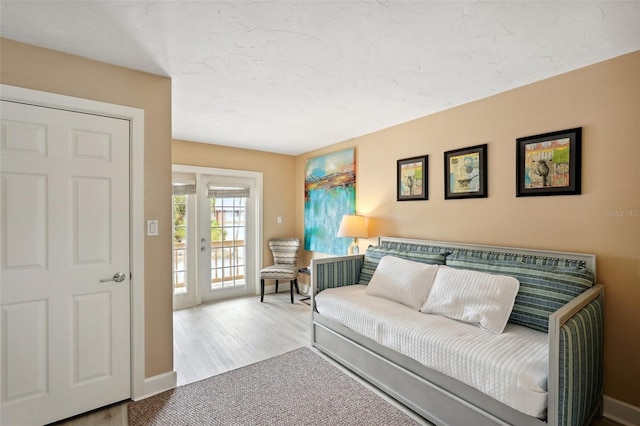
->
xmin=315 ymin=285 xmax=549 ymax=419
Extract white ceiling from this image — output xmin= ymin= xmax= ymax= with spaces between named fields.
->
xmin=1 ymin=1 xmax=638 ymax=155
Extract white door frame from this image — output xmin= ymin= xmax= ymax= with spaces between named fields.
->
xmin=0 ymin=84 xmax=149 ymax=400
xmin=172 ymin=164 xmax=263 ymax=299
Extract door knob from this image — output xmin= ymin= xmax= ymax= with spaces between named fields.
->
xmin=100 ymin=272 xmax=126 ymax=283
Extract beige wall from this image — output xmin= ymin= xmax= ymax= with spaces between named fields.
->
xmin=172 ymin=139 xmax=297 ymax=267
xmin=0 ymin=38 xmax=174 ymax=378
xmin=295 ymin=51 xmax=640 ymax=406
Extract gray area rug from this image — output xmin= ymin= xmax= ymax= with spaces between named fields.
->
xmin=128 ymin=347 xmax=422 ymax=425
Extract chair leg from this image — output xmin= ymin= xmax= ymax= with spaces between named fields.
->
xmin=260 ymin=279 xmax=265 ymax=302
xmin=290 ymin=279 xmax=294 ymax=303
xmin=294 ymin=278 xmax=300 ymax=294
xmin=275 ymin=280 xmax=279 ymax=294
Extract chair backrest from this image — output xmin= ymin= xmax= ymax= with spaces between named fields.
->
xmin=269 ymin=238 xmax=300 ymax=267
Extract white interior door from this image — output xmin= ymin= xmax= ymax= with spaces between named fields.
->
xmin=0 ymin=100 xmax=131 ymax=425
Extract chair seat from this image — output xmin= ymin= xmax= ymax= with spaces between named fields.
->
xmin=259 ymin=265 xmax=297 ymax=280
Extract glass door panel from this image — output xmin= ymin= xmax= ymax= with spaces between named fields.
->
xmin=199 ymin=176 xmax=255 ymax=303
xmin=173 ymin=195 xmax=187 ymax=294
xmin=172 ymin=191 xmax=197 ymax=309
xmin=210 ymin=195 xmax=246 ymax=290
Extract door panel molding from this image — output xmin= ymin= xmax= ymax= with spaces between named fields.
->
xmin=1 ymin=300 xmax=48 ymax=402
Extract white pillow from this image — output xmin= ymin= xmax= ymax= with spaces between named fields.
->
xmin=420 ymin=266 xmax=519 ymax=334
xmin=365 ymin=256 xmax=439 ymax=310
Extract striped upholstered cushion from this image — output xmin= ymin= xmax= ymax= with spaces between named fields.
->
xmin=382 ymin=240 xmax=589 ymax=269
xmin=269 ymin=238 xmax=300 ymax=266
xmin=259 ymin=265 xmax=297 ymax=280
xmin=315 ymin=257 xmax=364 ymax=292
xmin=359 ymin=246 xmax=447 ymax=284
xmin=381 ymin=241 xmax=451 ymax=254
xmin=445 ymin=254 xmax=594 ymax=332
xmin=558 ymin=296 xmax=603 ymax=426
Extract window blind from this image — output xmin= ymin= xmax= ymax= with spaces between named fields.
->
xmin=172 ymin=183 xmax=197 ymax=195
xmin=207 ymin=187 xmax=250 ymax=199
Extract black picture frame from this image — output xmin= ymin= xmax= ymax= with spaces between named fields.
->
xmin=397 ymin=155 xmax=428 ymax=201
xmin=516 ymin=127 xmax=582 ymax=197
xmin=444 ymin=144 xmax=487 ymax=200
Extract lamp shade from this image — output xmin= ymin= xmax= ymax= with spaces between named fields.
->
xmin=336 ymin=215 xmax=368 ymax=238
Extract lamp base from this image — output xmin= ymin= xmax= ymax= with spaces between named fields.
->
xmin=348 ymin=240 xmax=359 ymax=255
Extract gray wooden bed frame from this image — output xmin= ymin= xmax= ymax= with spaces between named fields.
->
xmin=310 ymin=237 xmax=604 ymax=426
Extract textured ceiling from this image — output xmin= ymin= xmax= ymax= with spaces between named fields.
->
xmin=1 ymin=1 xmax=639 ymax=155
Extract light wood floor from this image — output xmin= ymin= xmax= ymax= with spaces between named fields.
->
xmin=51 ymin=293 xmax=622 ymax=426
xmin=173 ymin=292 xmax=312 ymax=386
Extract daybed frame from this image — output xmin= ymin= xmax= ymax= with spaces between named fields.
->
xmin=310 ymin=237 xmax=604 ymax=426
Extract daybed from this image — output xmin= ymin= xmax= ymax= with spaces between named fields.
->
xmin=310 ymin=237 xmax=603 ymax=426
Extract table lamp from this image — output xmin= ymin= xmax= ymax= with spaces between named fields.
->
xmin=336 ymin=214 xmax=368 ymax=255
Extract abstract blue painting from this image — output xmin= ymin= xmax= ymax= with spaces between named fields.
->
xmin=304 ymin=148 xmax=355 ymax=255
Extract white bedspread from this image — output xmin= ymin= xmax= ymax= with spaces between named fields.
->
xmin=315 ymin=285 xmax=549 ymax=419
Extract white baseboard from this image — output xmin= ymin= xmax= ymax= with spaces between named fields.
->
xmin=603 ymin=395 xmax=640 ymax=426
xmin=133 ymin=370 xmax=177 ymax=401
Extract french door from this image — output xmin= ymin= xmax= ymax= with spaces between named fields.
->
xmin=199 ymin=175 xmax=254 ymax=303
xmin=172 ymin=168 xmax=260 ymax=309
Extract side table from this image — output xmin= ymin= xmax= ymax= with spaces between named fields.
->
xmin=297 ymin=267 xmax=311 ymax=305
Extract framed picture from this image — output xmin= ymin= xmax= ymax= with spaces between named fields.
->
xmin=516 ymin=127 xmax=582 ymax=197
xmin=397 ymin=155 xmax=428 ymax=201
xmin=444 ymin=144 xmax=487 ymax=199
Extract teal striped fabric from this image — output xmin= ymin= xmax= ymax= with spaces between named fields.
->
xmin=558 ymin=296 xmax=603 ymax=426
xmin=445 ymin=255 xmax=594 ymax=332
xmin=315 ymin=257 xmax=364 ymax=292
xmin=380 ymin=241 xmax=451 ymax=254
xmin=382 ymin=241 xmax=589 ymax=269
xmin=359 ymin=246 xmax=447 ymax=284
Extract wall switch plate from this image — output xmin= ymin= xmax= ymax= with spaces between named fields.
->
xmin=147 ymin=220 xmax=158 ymax=236
xmin=277 ymin=216 xmax=283 ymax=224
